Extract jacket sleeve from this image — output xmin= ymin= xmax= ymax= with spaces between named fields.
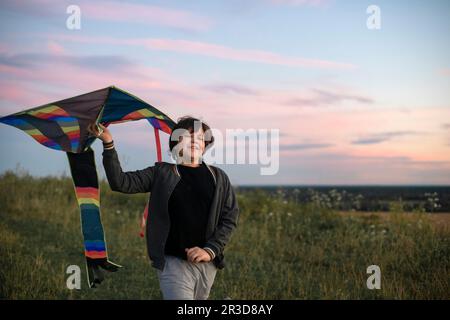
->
xmin=204 ymin=172 xmax=239 ymax=257
xmin=102 ymin=147 xmax=155 ymax=194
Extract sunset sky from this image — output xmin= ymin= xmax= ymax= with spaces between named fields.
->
xmin=1 ymin=0 xmax=449 ymax=185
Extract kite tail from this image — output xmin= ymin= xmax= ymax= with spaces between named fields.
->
xmin=67 ymin=147 xmax=122 ymax=288
xmin=139 ymin=126 xmax=162 ymax=238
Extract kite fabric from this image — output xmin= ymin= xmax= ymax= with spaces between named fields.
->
xmin=0 ymin=86 xmax=176 ymax=288
xmin=67 ymin=147 xmax=122 ymax=287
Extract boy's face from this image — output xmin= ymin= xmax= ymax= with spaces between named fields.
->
xmin=179 ymin=128 xmax=205 ymax=163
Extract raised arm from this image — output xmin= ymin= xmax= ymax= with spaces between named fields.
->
xmin=102 ymin=147 xmax=155 ymax=194
xmin=88 ymin=122 xmax=155 ymax=194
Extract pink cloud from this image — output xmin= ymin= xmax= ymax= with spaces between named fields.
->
xmin=2 ymin=57 xmax=449 ymax=184
xmin=134 ymin=38 xmax=356 ymax=70
xmin=53 ymin=34 xmax=356 ymax=70
xmin=203 ymin=83 xmax=260 ymax=96
xmin=276 ymin=151 xmax=450 ymax=185
xmin=0 ymin=82 xmax=24 ymax=102
xmin=0 ymin=80 xmax=62 ymax=114
xmin=0 ymin=51 xmax=205 ymax=118
xmin=440 ymin=68 xmax=450 ymax=76
xmin=278 ymin=106 xmax=450 ymax=163
xmin=82 ymin=0 xmax=214 ymax=32
xmin=47 ymin=41 xmax=65 ymax=55
xmin=268 ymin=0 xmax=331 ymax=7
xmin=1 ymin=0 xmax=213 ymax=32
xmin=2 ymin=49 xmax=447 ymax=171
xmin=4 ymin=50 xmax=445 ymax=171
xmin=0 ymin=44 xmax=9 ymax=54
xmin=285 ymin=88 xmax=374 ymax=107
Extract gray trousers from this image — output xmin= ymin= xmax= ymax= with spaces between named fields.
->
xmin=157 ymin=255 xmax=217 ymax=300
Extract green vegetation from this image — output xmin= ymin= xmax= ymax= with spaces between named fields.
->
xmin=0 ymin=172 xmax=448 ymax=299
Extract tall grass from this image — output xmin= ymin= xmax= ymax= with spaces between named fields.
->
xmin=0 ymin=172 xmax=448 ymax=299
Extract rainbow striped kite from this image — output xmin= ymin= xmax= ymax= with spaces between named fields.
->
xmin=0 ymin=86 xmax=176 ymax=288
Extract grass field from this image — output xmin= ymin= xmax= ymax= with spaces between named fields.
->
xmin=0 ymin=171 xmax=448 ymax=299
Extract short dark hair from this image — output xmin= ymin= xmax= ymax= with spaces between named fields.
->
xmin=169 ymin=116 xmax=214 ymax=153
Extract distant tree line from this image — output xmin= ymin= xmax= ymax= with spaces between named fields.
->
xmin=236 ymin=186 xmax=450 ymax=213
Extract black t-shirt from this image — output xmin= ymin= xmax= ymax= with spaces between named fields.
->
xmin=164 ymin=162 xmax=215 ymax=260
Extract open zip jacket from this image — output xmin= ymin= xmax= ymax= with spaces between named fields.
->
xmin=102 ymin=147 xmax=239 ymax=271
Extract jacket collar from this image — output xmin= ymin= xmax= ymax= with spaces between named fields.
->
xmin=173 ymin=161 xmax=217 ymax=185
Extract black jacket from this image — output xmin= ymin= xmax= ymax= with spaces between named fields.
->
xmin=102 ymin=147 xmax=239 ymax=271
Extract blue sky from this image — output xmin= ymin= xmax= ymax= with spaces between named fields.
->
xmin=0 ymin=0 xmax=449 ymax=185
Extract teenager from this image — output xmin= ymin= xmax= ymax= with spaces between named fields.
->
xmin=88 ymin=116 xmax=239 ymax=299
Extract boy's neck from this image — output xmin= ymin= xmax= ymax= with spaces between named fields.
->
xmin=179 ymin=157 xmax=202 ymax=167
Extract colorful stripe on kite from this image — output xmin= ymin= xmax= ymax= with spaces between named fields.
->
xmin=104 ymin=108 xmax=172 ymax=134
xmin=0 ymin=105 xmax=80 ymax=152
xmin=147 ymin=117 xmax=172 ymax=134
xmin=75 ymin=186 xmax=107 ymax=259
xmin=121 ymin=108 xmax=166 ymax=121
xmin=27 ymin=105 xmax=80 ymax=152
xmin=0 ymin=116 xmax=62 ymax=150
